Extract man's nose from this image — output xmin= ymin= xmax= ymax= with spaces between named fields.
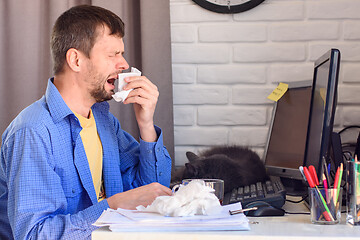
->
xmin=116 ymin=57 xmax=129 ymax=71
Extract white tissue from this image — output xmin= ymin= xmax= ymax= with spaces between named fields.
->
xmin=112 ymin=67 xmax=141 ymax=102
xmin=136 ymin=180 xmax=222 ymax=217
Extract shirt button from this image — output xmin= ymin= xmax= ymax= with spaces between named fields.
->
xmin=159 ymin=172 xmax=163 ymax=176
xmin=72 ymin=189 xmax=76 ymax=193
xmin=148 ymin=150 xmax=152 ymax=154
xmin=156 ymin=148 xmax=160 ymax=152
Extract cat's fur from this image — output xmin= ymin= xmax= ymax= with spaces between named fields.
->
xmin=171 ymin=145 xmax=269 ymax=193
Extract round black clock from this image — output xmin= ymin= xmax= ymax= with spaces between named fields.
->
xmin=192 ymin=0 xmax=265 ymax=14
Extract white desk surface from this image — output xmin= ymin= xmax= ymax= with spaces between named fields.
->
xmin=92 ymin=197 xmax=360 ymax=240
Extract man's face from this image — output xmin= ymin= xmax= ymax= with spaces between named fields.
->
xmin=84 ymin=26 xmax=129 ymax=103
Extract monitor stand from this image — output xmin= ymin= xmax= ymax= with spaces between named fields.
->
xmin=280 ymin=177 xmax=308 ymax=197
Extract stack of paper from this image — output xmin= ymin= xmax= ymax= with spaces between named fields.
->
xmin=93 ymin=203 xmax=250 ymax=232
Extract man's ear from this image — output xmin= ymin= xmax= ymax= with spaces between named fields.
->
xmin=66 ymin=48 xmax=82 ymax=72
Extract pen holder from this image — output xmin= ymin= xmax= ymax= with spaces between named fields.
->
xmin=309 ymin=187 xmax=342 ymax=224
xmin=346 ymin=160 xmax=360 ymax=225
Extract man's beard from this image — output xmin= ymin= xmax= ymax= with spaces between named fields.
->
xmin=90 ymin=83 xmax=114 ymax=103
xmin=86 ymin=62 xmax=115 ymax=103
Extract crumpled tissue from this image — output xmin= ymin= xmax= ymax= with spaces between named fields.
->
xmin=112 ymin=67 xmax=141 ymax=102
xmin=136 ymin=180 xmax=222 ymax=217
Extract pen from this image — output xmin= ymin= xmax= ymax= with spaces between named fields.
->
xmin=333 ymin=166 xmax=340 ymax=203
xmin=229 ymin=207 xmax=258 ymax=215
xmin=315 ymin=186 xmax=334 ymax=221
xmin=323 ymin=173 xmax=329 ymax=203
xmin=322 ymin=172 xmax=337 ymax=219
xmin=335 ymin=163 xmax=343 ymax=204
xmin=299 ymin=166 xmax=307 ymax=183
xmin=322 ymin=157 xmax=330 ymax=187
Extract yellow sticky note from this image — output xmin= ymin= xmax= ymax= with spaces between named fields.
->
xmin=320 ymin=88 xmax=327 ymax=108
xmin=267 ymin=83 xmax=289 ymax=102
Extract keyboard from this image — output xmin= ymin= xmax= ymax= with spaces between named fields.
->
xmin=223 ymin=175 xmax=286 ymax=209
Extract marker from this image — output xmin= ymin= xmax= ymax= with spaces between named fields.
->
xmin=309 ymin=165 xmax=319 ymax=186
xmin=303 ymin=166 xmax=315 ymax=188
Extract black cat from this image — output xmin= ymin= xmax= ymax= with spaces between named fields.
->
xmin=171 ymin=145 xmax=269 ymax=193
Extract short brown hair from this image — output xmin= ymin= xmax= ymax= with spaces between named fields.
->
xmin=50 ymin=5 xmax=125 ymax=75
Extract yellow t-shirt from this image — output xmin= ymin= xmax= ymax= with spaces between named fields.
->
xmin=74 ymin=110 xmax=105 ymax=201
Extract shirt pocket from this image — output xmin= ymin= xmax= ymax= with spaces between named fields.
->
xmin=63 ymin=182 xmax=83 ymax=197
xmin=63 ymin=180 xmax=86 ymax=213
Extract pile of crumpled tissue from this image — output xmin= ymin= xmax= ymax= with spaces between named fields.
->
xmin=136 ymin=180 xmax=222 ymax=217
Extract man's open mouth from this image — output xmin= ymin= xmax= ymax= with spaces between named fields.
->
xmin=107 ymin=78 xmax=116 ymax=86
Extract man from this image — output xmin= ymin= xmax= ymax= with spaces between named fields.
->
xmin=0 ymin=5 xmax=172 ymax=239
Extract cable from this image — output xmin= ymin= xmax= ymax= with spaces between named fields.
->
xmin=338 ymin=126 xmax=360 ymax=159
xmin=338 ymin=125 xmax=360 ymax=135
xmin=343 ymin=151 xmax=353 ymax=160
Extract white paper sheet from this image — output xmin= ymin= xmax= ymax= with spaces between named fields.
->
xmin=93 ymin=202 xmax=250 ymax=232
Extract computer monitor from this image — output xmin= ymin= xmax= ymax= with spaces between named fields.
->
xmin=264 ymin=81 xmax=313 ymax=181
xmin=264 ymin=49 xmax=341 ymax=194
xmin=304 ymin=49 xmax=341 ymax=180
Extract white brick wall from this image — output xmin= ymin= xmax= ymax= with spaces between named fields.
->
xmin=170 ymin=0 xmax=360 ymax=166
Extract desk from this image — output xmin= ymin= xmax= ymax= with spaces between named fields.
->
xmin=92 ymin=197 xmax=360 ymax=239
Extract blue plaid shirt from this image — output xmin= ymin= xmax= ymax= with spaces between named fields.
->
xmin=0 ymin=78 xmax=172 ymax=240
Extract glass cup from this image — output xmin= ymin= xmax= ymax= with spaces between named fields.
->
xmin=309 ymin=187 xmax=342 ymax=224
xmin=346 ymin=160 xmax=360 ymax=225
xmin=174 ymin=179 xmax=224 ymax=205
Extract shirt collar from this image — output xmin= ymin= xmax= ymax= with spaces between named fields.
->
xmin=45 ymin=78 xmax=111 ymax=122
xmin=45 ymin=78 xmax=73 ymax=123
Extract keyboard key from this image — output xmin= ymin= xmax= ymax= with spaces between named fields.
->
xmin=250 ymin=184 xmax=256 ymax=193
xmin=244 ymin=185 xmax=250 ymax=194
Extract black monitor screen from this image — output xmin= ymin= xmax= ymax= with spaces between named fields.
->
xmin=304 ymin=49 xmax=340 ymax=180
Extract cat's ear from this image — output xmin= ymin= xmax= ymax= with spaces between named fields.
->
xmin=186 ymin=151 xmax=199 ymax=163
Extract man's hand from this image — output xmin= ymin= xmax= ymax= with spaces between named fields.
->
xmin=123 ymin=76 xmax=159 ymax=142
xmin=107 ymin=182 xmax=172 ymax=210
